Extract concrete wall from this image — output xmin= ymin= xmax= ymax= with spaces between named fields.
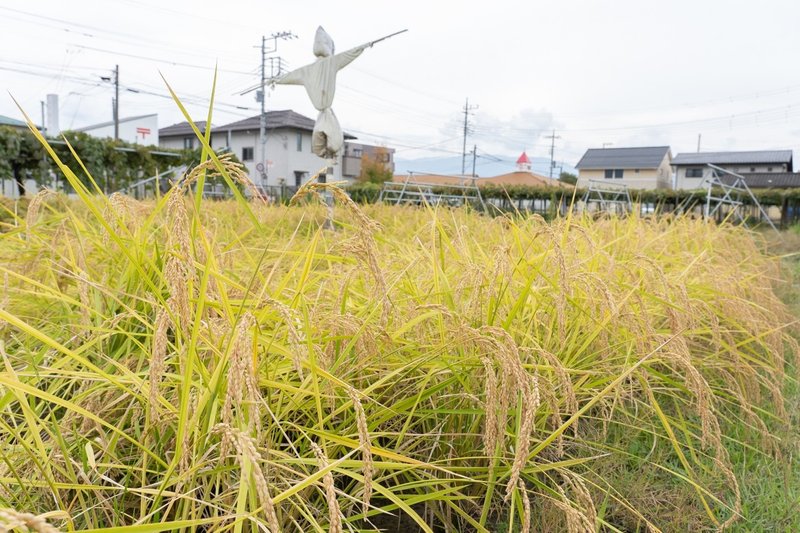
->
xmin=80 ymin=115 xmax=159 ymax=145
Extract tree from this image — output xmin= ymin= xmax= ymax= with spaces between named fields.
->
xmin=0 ymin=126 xmax=44 ymax=196
xmin=559 ymin=171 xmax=578 ymax=185
xmin=357 ymin=146 xmax=393 ymax=184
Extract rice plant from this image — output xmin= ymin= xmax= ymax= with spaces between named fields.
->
xmin=0 ymin=122 xmax=797 ymax=532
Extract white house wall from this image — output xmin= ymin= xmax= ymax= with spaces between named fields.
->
xmin=160 ymin=127 xmax=348 ymax=187
xmin=80 ymin=115 xmax=159 ymax=145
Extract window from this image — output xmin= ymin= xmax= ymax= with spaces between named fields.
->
xmin=604 ymin=169 xmax=613 ymax=179
xmin=183 ymin=137 xmax=194 ymax=150
xmin=604 ymin=169 xmax=623 ymax=179
xmin=750 ymin=167 xmax=756 ymax=172
xmin=352 ymin=148 xmax=363 ymax=157
xmin=634 ymin=169 xmax=640 ymax=173
xmin=686 ymin=167 xmax=704 ymax=178
xmin=767 ymin=167 xmax=773 ymax=172
xmin=242 ymin=147 xmax=254 ymax=161
xmin=294 ymin=171 xmax=306 ymax=187
xmin=296 ymin=132 xmax=303 ymax=152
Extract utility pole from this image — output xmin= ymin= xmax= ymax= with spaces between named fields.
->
xmin=546 ymin=130 xmax=561 ymax=179
xmin=113 ymin=65 xmax=119 ymax=140
xmin=471 ymin=144 xmax=477 ymax=177
xmin=257 ymin=32 xmax=294 ymax=188
xmin=697 ymin=133 xmax=702 ymax=152
xmin=461 ymin=98 xmax=478 ymax=176
xmin=40 ymin=101 xmax=46 ymax=136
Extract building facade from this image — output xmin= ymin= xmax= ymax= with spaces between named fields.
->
xmin=575 ymin=146 xmax=672 ymax=190
xmin=672 ymin=150 xmax=794 ymax=189
xmin=75 ymin=114 xmax=159 ymax=145
xmin=341 ymin=142 xmax=396 ymax=180
xmin=160 ymin=110 xmax=395 ymax=187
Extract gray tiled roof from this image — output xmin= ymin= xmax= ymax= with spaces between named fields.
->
xmin=719 ymin=172 xmax=800 ymax=189
xmin=159 ymin=121 xmax=208 ymax=137
xmin=673 ymin=150 xmax=793 ymax=166
xmin=217 ymin=110 xmax=313 ymax=132
xmin=575 ymin=146 xmax=671 ymax=169
xmin=213 ymin=110 xmax=356 ymax=139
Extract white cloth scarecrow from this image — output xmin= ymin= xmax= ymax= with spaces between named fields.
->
xmin=276 ymin=27 xmax=371 ymax=159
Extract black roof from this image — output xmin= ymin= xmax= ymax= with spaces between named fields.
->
xmin=213 ymin=110 xmax=356 ymax=139
xmin=673 ymin=150 xmax=793 ymax=167
xmin=719 ymin=172 xmax=800 ymax=189
xmin=575 ymin=146 xmax=671 ymax=169
xmin=160 ymin=110 xmax=356 ymax=139
xmin=159 ymin=120 xmax=208 ymax=137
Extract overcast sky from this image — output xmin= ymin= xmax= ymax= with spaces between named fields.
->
xmin=2 ymin=0 xmax=800 ymax=175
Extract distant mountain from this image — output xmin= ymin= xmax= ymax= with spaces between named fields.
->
xmin=394 ymin=154 xmax=576 ymax=179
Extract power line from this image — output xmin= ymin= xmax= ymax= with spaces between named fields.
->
xmin=0 ymin=5 xmax=251 ymax=65
xmin=71 ymin=44 xmax=256 ymax=75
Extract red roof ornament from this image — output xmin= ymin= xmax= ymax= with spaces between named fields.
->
xmin=516 ymin=151 xmax=530 ymax=164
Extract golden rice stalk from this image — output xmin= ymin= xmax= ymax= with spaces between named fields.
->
xmin=291 ymin=176 xmax=391 ymax=326
xmin=519 ymin=481 xmax=532 ymax=533
xmin=179 ymin=152 xmax=264 ymax=204
xmin=102 ymin=192 xmax=144 ymax=244
xmin=214 ymin=424 xmax=280 ymax=532
xmin=166 ymin=188 xmax=194 ymax=278
xmin=311 ymin=441 xmax=343 ymax=533
xmin=74 ymin=240 xmax=91 ymax=328
xmin=552 ymin=484 xmax=595 ymax=533
xmin=148 ymin=309 xmax=170 ymax=421
xmin=347 ymin=387 xmax=374 ymax=513
xmin=0 ymin=509 xmax=63 ymax=533
xmin=263 ymin=296 xmax=306 ymax=378
xmin=24 ymin=189 xmax=56 ymax=239
xmin=481 ymin=355 xmax=500 ymax=458
xmin=222 ymin=313 xmax=262 ymax=436
xmin=717 ymin=455 xmax=743 ymax=531
xmin=164 ymin=255 xmax=191 ymax=338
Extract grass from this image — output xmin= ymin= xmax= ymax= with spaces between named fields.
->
xmin=0 ymin=130 xmax=797 ymax=532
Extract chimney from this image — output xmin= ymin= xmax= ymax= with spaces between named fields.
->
xmin=46 ymin=94 xmax=60 ymax=136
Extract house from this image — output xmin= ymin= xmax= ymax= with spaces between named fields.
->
xmin=575 ymin=146 xmax=672 ymax=190
xmin=158 ymin=121 xmax=209 ymax=150
xmin=342 ymin=142 xmax=396 ymax=180
xmin=672 ymin=150 xmax=794 ymax=189
xmin=717 ymin=173 xmax=800 ymax=189
xmin=74 ymin=114 xmax=159 ymax=145
xmin=160 ymin=110 xmax=393 ymax=187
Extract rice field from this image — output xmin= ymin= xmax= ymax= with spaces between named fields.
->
xmin=0 ymin=153 xmax=798 ymax=532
